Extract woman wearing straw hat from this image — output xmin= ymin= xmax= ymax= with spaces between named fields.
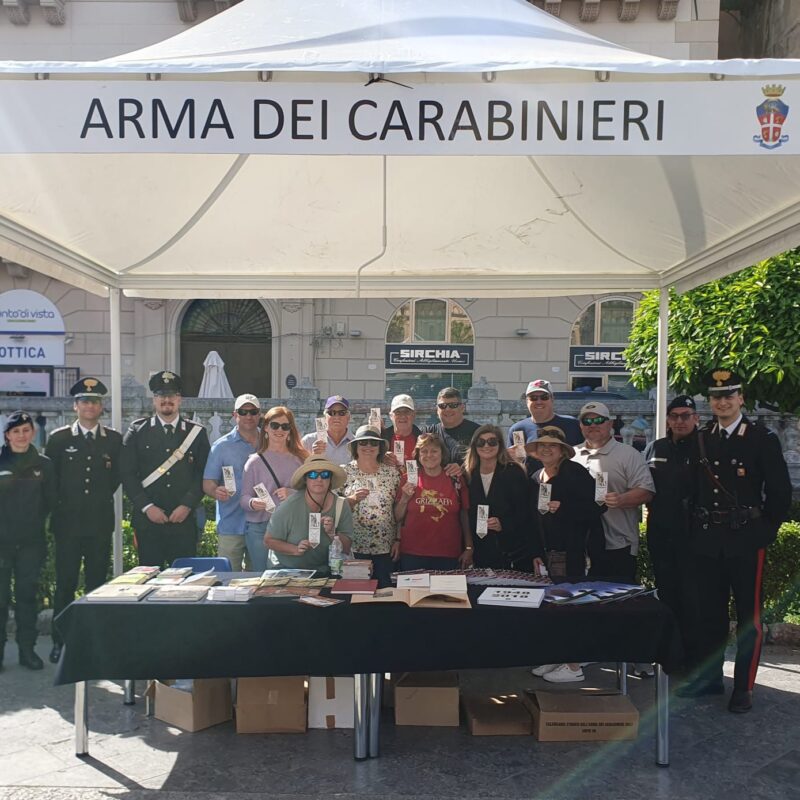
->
xmin=527 ymin=426 xmax=605 ymax=684
xmin=343 ymin=425 xmax=401 ymax=588
xmin=463 ymin=424 xmax=542 ymax=572
xmin=265 ymin=454 xmax=353 ymax=574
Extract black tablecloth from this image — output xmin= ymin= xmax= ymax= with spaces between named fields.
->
xmin=54 ymin=582 xmax=682 ymax=684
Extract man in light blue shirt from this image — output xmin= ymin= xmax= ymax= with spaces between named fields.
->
xmin=300 ymin=395 xmax=355 ymax=467
xmin=203 ymin=394 xmax=261 ymax=570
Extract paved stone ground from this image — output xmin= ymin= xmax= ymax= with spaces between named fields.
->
xmin=0 ymin=635 xmax=798 ymax=800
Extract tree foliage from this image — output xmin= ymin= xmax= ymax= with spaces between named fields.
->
xmin=624 ymin=249 xmax=800 ymax=413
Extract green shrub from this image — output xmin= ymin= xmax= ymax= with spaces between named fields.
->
xmin=762 ymin=521 xmax=800 ymax=623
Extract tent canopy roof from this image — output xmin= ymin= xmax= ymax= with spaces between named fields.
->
xmin=1 ymin=0 xmax=799 ymax=76
xmin=0 ymin=0 xmax=798 ymax=300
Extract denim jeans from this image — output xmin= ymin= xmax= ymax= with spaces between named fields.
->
xmin=244 ymin=521 xmax=269 ymax=572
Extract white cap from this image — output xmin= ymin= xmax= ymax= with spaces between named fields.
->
xmin=525 ymin=379 xmax=552 ymax=397
xmin=390 ymin=394 xmax=415 ymax=412
xmin=234 ymin=394 xmax=260 ymax=411
xmin=579 ymin=401 xmax=611 ymax=420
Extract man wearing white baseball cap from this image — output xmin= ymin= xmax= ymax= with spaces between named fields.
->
xmin=203 ymin=393 xmax=261 ymax=570
xmin=572 ymin=400 xmax=654 ymax=584
xmin=382 ymin=394 xmax=422 ymax=469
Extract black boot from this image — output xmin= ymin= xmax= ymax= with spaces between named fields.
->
xmin=49 ymin=642 xmax=63 ymax=664
xmin=0 ymin=643 xmax=5 ymax=673
xmin=19 ymin=645 xmax=44 ymax=671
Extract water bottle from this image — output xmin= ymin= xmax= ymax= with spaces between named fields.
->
xmin=328 ymin=533 xmax=343 ymax=577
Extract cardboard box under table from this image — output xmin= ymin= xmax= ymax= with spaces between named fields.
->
xmin=394 ymin=671 xmax=459 ymax=727
xmin=150 ymin=679 xmax=232 ymax=733
xmin=462 ymin=693 xmax=533 ymax=736
xmin=523 ymin=690 xmax=639 ymax=742
xmin=235 ymin=676 xmax=308 ymax=734
xmin=308 ymin=677 xmax=355 ymax=729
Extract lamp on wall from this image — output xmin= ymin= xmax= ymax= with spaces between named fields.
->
xmin=350 ymin=329 xmax=362 ymax=337
xmin=515 ymin=328 xmax=529 ymax=337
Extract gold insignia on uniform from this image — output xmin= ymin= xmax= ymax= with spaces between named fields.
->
xmin=162 ymin=371 xmax=175 ymax=382
xmin=712 ymin=369 xmax=731 ymax=387
xmin=84 ymin=378 xmax=98 ymax=390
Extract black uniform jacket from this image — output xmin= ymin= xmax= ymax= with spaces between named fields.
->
xmin=120 ymin=416 xmax=210 ymax=528
xmin=644 ymin=430 xmax=696 ymax=552
xmin=466 ymin=461 xmax=541 ymax=567
xmin=45 ymin=421 xmax=122 ymax=539
xmin=690 ymin=416 xmax=792 ymax=557
xmin=0 ymin=444 xmax=56 ymax=545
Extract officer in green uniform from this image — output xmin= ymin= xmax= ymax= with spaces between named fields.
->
xmin=45 ymin=377 xmax=122 ymax=664
xmin=679 ymin=370 xmax=792 ymax=713
xmin=120 ymin=371 xmax=210 ymax=569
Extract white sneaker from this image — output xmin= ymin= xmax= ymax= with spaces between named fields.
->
xmin=531 ymin=664 xmax=558 ymax=677
xmin=543 ymin=664 xmax=585 ymax=683
xmin=632 ymin=662 xmax=655 ymax=678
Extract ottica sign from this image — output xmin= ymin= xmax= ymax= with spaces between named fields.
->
xmin=0 ymin=290 xmax=65 ymax=366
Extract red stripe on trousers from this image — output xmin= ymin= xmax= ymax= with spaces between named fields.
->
xmin=747 ymin=548 xmax=766 ymax=690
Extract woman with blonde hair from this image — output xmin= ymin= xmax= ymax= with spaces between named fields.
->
xmin=463 ymin=424 xmax=541 ymax=571
xmin=240 ymin=406 xmax=309 ymax=570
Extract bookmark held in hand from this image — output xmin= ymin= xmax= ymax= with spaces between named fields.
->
xmin=476 ymin=504 xmax=489 ymax=538
xmin=253 ymin=483 xmax=276 ymax=512
xmin=594 ymin=471 xmax=608 ymax=506
xmin=537 ymin=482 xmax=552 ymax=514
xmin=308 ymin=513 xmax=321 ymax=547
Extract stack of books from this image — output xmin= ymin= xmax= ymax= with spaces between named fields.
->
xmin=342 ymin=559 xmax=372 ymax=580
xmin=108 ymin=565 xmax=160 ymax=585
xmin=149 ymin=567 xmax=193 ymax=585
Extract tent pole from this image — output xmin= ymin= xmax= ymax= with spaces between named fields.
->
xmin=109 ymin=287 xmax=123 ymax=576
xmin=655 ymin=287 xmax=669 ymax=438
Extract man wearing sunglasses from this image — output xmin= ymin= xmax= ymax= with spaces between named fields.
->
xmin=572 ymin=400 xmax=654 ymax=585
xmin=679 ymin=370 xmax=791 ymax=713
xmin=203 ymin=394 xmax=261 ymax=570
xmin=301 ymin=395 xmax=354 ymax=467
xmin=422 ymin=387 xmax=480 ymax=464
xmin=643 ymin=395 xmax=700 ymax=675
xmin=507 ymin=378 xmax=582 ymax=474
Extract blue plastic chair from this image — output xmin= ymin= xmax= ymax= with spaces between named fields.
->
xmin=171 ymin=556 xmax=232 ymax=572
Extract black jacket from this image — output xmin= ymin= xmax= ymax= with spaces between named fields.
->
xmin=690 ymin=416 xmax=792 ymax=556
xmin=0 ymin=444 xmax=56 ymax=545
xmin=531 ymin=458 xmax=604 ymax=562
xmin=466 ymin=461 xmax=541 ymax=568
xmin=644 ymin=430 xmax=696 ymax=552
xmin=121 ymin=415 xmax=210 ymax=528
xmin=45 ymin=421 xmax=122 ymax=539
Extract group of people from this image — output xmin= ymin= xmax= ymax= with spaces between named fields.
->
xmin=0 ymin=369 xmax=791 ymax=715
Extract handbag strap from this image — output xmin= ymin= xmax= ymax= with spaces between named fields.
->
xmin=257 ymin=453 xmax=281 ymax=489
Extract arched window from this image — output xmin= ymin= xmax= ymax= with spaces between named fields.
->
xmin=180 ymin=300 xmax=272 ymax=397
xmin=385 ymin=299 xmax=474 ymax=400
xmin=569 ymin=297 xmax=644 ymax=397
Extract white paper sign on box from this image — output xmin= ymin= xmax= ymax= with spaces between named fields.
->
xmin=308 ymin=676 xmax=355 ymax=729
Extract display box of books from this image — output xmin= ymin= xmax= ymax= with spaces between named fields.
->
xmin=150 ymin=679 xmax=232 ymax=733
xmin=308 ymin=677 xmax=355 ymax=729
xmin=235 ymin=677 xmax=308 ymax=734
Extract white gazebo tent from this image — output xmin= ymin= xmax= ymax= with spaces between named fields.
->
xmin=1 ymin=0 xmax=799 ymax=569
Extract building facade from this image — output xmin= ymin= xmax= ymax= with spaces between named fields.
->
xmin=0 ymin=1 xmax=721 ymax=401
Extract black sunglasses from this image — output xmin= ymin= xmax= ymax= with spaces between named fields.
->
xmin=668 ymin=412 xmax=695 ymax=421
xmin=268 ymin=421 xmax=291 ymax=431
xmin=325 ymin=409 xmax=349 ymax=416
xmin=437 ymin=401 xmax=462 ymax=410
xmin=237 ymin=408 xmax=260 ymax=416
xmin=307 ymin=470 xmax=332 ymax=480
xmin=476 ymin=437 xmax=499 ymax=448
xmin=581 ymin=416 xmax=608 ymax=426
xmin=357 ymin=439 xmax=380 ymax=447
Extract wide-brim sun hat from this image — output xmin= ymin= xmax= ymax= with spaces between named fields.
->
xmin=524 ymin=427 xmax=575 ymax=460
xmin=349 ymin=425 xmax=386 ymax=459
xmin=291 ymin=454 xmax=347 ymax=490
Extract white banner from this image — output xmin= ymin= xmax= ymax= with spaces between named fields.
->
xmin=0 ymin=80 xmax=796 ymax=155
xmin=0 ymin=336 xmax=64 ymax=366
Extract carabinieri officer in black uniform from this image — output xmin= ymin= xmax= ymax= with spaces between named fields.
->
xmin=644 ymin=395 xmax=700 ymax=674
xmin=679 ymin=370 xmax=792 ymax=713
xmin=120 ymin=371 xmax=210 ymax=569
xmin=45 ymin=377 xmax=122 ymax=665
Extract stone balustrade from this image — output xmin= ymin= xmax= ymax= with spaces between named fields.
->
xmin=1 ymin=375 xmax=798 ymax=491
